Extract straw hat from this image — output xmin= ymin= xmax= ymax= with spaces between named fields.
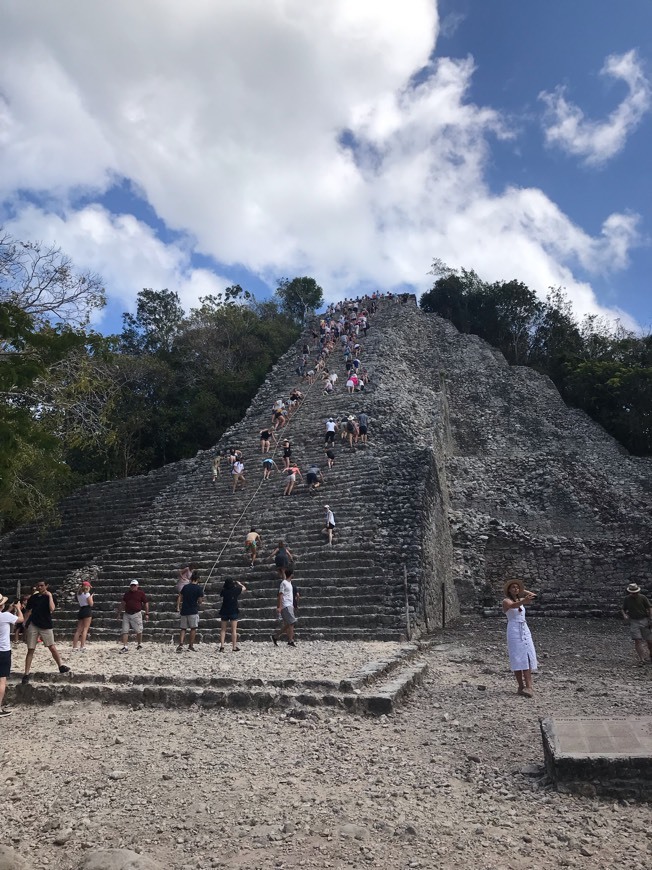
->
xmin=0 ymin=594 xmax=8 ymax=609
xmin=503 ymin=579 xmax=524 ymax=597
xmin=626 ymin=583 xmax=641 ymax=594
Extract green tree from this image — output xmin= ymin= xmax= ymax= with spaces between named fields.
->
xmin=121 ymin=288 xmax=184 ymax=354
xmin=0 ymin=229 xmax=108 ymax=528
xmin=529 ymin=288 xmax=583 ymax=378
xmin=562 ymin=360 xmax=652 ymax=455
xmin=275 ymin=276 xmax=324 ymax=323
xmin=0 ymin=303 xmax=104 ymax=528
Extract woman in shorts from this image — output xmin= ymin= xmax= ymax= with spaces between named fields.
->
xmin=282 ymin=440 xmax=292 ymax=470
xmin=271 ymin=540 xmax=294 ymax=579
xmin=283 ymin=465 xmax=302 ymax=496
xmin=244 ymin=528 xmax=262 ymax=567
xmin=259 ymin=428 xmax=274 ymax=453
xmin=219 ymin=578 xmax=247 ymax=652
xmin=262 ymin=456 xmax=279 ymax=480
xmin=72 ymin=580 xmax=94 ymax=651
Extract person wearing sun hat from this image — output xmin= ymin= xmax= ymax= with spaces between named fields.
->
xmin=502 ymin=579 xmax=538 ymax=698
xmin=621 ymin=583 xmax=652 ymax=665
xmin=0 ymin=594 xmax=24 ymax=716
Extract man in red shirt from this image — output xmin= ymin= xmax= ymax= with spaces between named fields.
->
xmin=119 ymin=580 xmax=149 ymax=653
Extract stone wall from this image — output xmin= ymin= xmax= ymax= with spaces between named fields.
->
xmin=412 ymin=307 xmax=652 ymax=616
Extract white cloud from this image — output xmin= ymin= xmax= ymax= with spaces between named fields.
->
xmin=539 ymin=49 xmax=651 ymax=167
xmin=0 ymin=1 xmax=644 ymax=328
xmin=4 ymin=204 xmax=232 ymax=324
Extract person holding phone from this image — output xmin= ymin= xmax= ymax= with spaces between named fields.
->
xmin=502 ymin=579 xmax=538 ymax=698
xmin=0 ymin=596 xmax=24 ymax=716
xmin=22 ymin=581 xmax=71 ymax=683
xmin=72 ymin=580 xmax=94 ymax=651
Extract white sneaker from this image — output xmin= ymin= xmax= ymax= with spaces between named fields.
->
xmin=80 ymin=647 xmax=88 ymax=653
xmin=119 ymin=646 xmax=128 ymax=653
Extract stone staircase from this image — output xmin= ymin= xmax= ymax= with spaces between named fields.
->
xmin=0 ymin=299 xmax=441 ymax=642
xmin=3 ymin=297 xmax=647 ymax=634
xmin=0 ymin=465 xmax=182 ymax=593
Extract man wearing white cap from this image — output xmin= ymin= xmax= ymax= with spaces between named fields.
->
xmin=119 ymin=580 xmax=149 ymax=653
xmin=621 ymin=583 xmax=652 ymax=665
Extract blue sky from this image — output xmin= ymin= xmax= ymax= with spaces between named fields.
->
xmin=1 ymin=1 xmax=650 ymax=333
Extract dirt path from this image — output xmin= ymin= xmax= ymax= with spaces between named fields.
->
xmin=1 ymin=618 xmax=650 ymax=870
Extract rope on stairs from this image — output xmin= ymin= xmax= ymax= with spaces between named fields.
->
xmin=202 ymin=335 xmax=323 ymax=592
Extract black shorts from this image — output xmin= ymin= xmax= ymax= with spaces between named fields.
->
xmin=307 ymin=473 xmax=318 ymax=485
xmin=359 ymin=426 xmax=367 ymax=435
xmin=0 ymin=650 xmax=11 ymax=679
xmin=325 ymin=432 xmax=335 ymax=443
xmin=219 ymin=611 xmax=239 ymax=622
xmin=77 ymin=606 xmax=93 ymax=620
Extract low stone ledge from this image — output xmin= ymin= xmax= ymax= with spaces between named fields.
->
xmin=340 ymin=641 xmax=422 ymax=691
xmin=540 ymin=716 xmax=652 ymax=800
xmin=358 ymin=661 xmax=429 ymax=716
xmin=7 ymin=660 xmax=429 ymax=716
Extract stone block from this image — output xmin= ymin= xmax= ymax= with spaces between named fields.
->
xmin=540 ymin=716 xmax=652 ymax=800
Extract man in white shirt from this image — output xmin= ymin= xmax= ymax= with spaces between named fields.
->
xmin=0 ymin=596 xmax=23 ymax=716
xmin=232 ymin=459 xmax=246 ymax=493
xmin=324 ymin=418 xmax=337 ymax=447
xmin=271 ymin=571 xmax=297 ymax=647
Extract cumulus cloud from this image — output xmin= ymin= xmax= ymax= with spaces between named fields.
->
xmin=539 ymin=49 xmax=651 ymax=167
xmin=4 ymin=204 xmax=232 ymax=324
xmin=0 ymin=0 xmax=643 ymax=327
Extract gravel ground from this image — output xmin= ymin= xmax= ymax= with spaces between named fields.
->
xmin=14 ymin=639 xmax=405 ymax=683
xmin=1 ymin=618 xmax=650 ymax=870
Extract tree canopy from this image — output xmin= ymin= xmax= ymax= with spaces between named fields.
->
xmin=275 ymin=276 xmax=324 ymax=323
xmin=0 ymin=228 xmax=302 ymax=531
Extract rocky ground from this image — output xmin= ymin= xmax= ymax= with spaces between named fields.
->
xmin=14 ymin=638 xmax=404 ymax=683
xmin=1 ymin=617 xmax=650 ymax=870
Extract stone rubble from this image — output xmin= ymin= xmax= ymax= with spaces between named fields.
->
xmin=2 ymin=618 xmax=650 ymax=870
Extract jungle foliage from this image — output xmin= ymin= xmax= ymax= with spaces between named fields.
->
xmin=0 ymin=229 xmax=300 ymax=530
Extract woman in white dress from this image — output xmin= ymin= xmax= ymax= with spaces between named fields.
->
xmin=502 ymin=579 xmax=538 ymax=698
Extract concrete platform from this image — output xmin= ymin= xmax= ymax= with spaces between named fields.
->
xmin=540 ymin=717 xmax=652 ymax=799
